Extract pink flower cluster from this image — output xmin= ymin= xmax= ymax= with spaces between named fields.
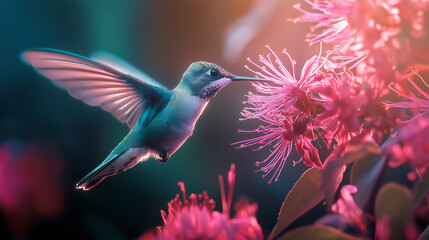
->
xmin=140 ymin=164 xmax=263 ymax=240
xmin=384 ymin=75 xmax=429 ymax=174
xmin=232 ymin=1 xmax=429 ymax=239
xmin=388 ymin=114 xmax=429 ymax=174
xmin=235 ymin=47 xmax=368 ymax=182
xmin=294 ymin=0 xmax=429 ymax=88
xmin=236 ymin=0 xmax=429 ymax=182
xmin=325 ymin=185 xmax=418 ymax=239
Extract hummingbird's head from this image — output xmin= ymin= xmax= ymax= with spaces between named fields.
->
xmin=178 ymin=61 xmax=236 ymax=100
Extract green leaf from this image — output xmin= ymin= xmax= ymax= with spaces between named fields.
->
xmin=277 ymin=225 xmax=365 ymax=240
xmin=342 ymin=142 xmax=381 ymax=165
xmin=320 ymin=142 xmax=381 ymax=209
xmin=350 ymin=155 xmax=386 ymax=208
xmin=375 ymin=182 xmax=413 ymax=240
xmin=415 ymin=168 xmax=429 ymax=203
xmin=269 ymin=168 xmax=324 ymax=239
xmin=321 ymin=153 xmax=346 ymax=208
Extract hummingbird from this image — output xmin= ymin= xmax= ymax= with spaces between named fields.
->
xmin=22 ymin=48 xmax=268 ymax=190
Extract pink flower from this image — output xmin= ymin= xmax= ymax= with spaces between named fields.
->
xmin=388 ymin=74 xmax=429 ymax=118
xmin=316 ymin=185 xmax=368 ymax=237
xmin=375 ymin=216 xmax=391 ymax=240
xmin=362 ymin=101 xmax=398 ymax=145
xmin=242 ymin=46 xmax=333 ymax=118
xmin=317 ymin=73 xmax=367 ymax=146
xmin=320 ymin=184 xmax=420 ymax=239
xmin=0 ymin=141 xmax=64 ymax=236
xmin=293 ymin=0 xmax=357 ymax=47
xmin=236 ymin=114 xmax=321 ymax=183
xmin=294 ymin=0 xmax=429 ymax=85
xmin=331 ymin=185 xmax=366 ymax=233
xmin=235 ymin=46 xmax=359 ymax=182
xmin=385 ymin=113 xmax=429 ymax=173
xmin=139 ymin=164 xmax=263 ymax=240
xmin=386 ymin=74 xmax=429 ymax=172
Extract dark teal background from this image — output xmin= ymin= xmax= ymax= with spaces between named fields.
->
xmin=0 ymin=0 xmax=322 ymax=239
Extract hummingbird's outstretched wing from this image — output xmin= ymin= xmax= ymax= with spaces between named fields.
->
xmin=22 ymin=48 xmax=172 ymax=129
xmin=90 ymin=51 xmax=168 ymax=90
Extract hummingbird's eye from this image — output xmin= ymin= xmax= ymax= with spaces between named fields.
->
xmin=208 ymin=69 xmax=219 ymax=77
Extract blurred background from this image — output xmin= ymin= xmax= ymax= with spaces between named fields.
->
xmin=0 ymin=0 xmax=323 ymax=239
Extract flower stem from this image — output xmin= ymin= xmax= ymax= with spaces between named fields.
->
xmin=362 ymin=155 xmax=389 ymax=214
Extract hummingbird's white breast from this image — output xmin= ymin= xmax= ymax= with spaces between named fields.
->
xmin=140 ymin=87 xmax=208 ymax=159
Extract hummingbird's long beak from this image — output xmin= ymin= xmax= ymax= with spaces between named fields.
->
xmin=232 ymin=76 xmax=274 ymax=82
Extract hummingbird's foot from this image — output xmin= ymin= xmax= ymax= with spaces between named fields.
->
xmin=159 ymin=149 xmax=170 ymax=163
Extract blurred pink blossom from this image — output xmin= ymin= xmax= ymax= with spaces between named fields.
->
xmin=331 ymin=185 xmax=366 ymax=233
xmin=140 ymin=164 xmax=263 ymax=240
xmin=385 ymin=113 xmax=429 ymax=173
xmin=375 ymin=215 xmax=391 ymax=240
xmin=293 ymin=0 xmax=357 ymax=47
xmin=320 ymin=184 xmax=421 ymax=239
xmin=316 ymin=184 xmax=368 ymax=237
xmin=0 ymin=141 xmax=64 ymax=236
xmin=386 ymin=75 xmax=429 ymax=172
xmin=294 ymin=0 xmax=429 ymax=86
xmin=361 ymin=93 xmax=399 ymax=144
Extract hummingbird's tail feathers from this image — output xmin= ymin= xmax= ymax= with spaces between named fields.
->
xmin=76 ymin=147 xmax=149 ymax=190
xmin=76 ymin=161 xmax=114 ymax=190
